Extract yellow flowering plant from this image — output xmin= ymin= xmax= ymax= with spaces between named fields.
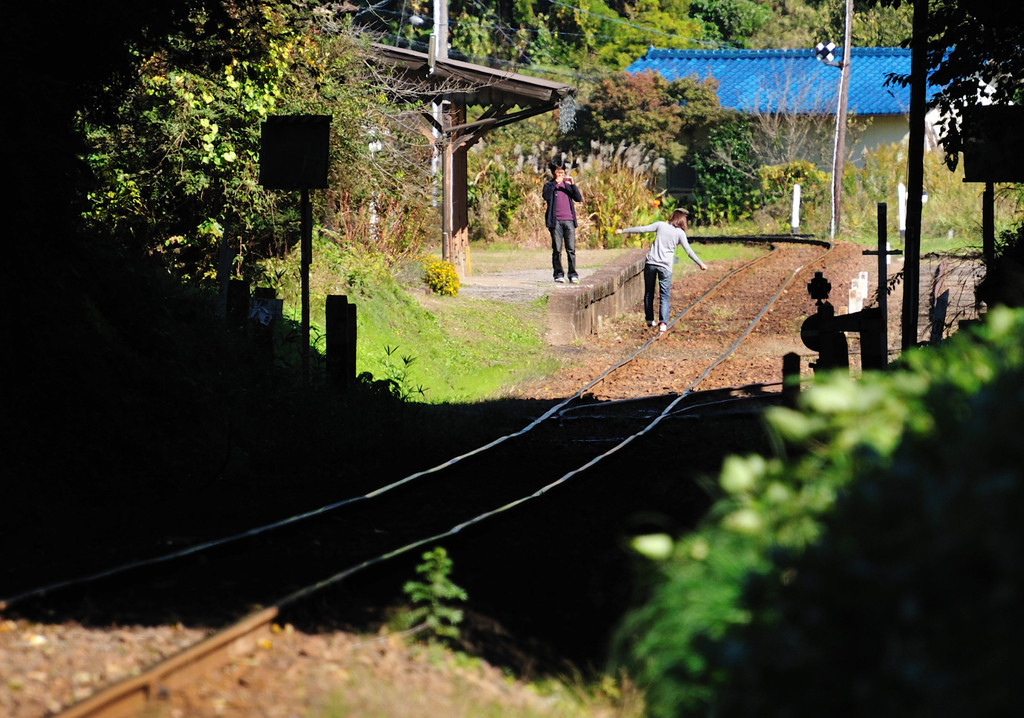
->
xmin=423 ymin=258 xmax=460 ymax=296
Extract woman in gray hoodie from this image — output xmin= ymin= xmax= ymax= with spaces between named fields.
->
xmin=616 ymin=208 xmax=707 ymax=332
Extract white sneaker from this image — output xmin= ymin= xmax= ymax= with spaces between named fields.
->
xmin=569 ymin=276 xmax=579 ymax=284
xmin=554 ymin=276 xmax=566 ymax=283
xmin=658 ymin=322 xmax=667 ymax=333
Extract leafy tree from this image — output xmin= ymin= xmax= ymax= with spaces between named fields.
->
xmin=571 ymin=71 xmax=726 ymax=164
xmin=83 ymin=6 xmax=301 ymax=283
xmin=356 ymin=1 xmax=712 ymax=71
xmin=569 ymin=0 xmax=705 ymax=69
xmin=745 ymin=0 xmax=827 ymax=48
xmin=691 ymin=0 xmax=772 ymax=46
xmin=11 ymin=0 xmax=243 ymax=249
xmin=81 ymin=9 xmax=432 ymax=286
xmin=744 ymin=0 xmax=910 ymax=49
xmin=687 ymin=116 xmax=760 ymax=223
xmin=851 ymin=0 xmax=912 ymax=45
xmin=875 ymin=1 xmax=1024 ymax=168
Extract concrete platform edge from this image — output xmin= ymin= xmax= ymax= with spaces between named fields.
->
xmin=546 ymin=248 xmax=647 ymax=345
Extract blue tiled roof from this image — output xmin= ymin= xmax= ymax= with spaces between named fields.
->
xmin=625 ymin=47 xmax=933 ymax=115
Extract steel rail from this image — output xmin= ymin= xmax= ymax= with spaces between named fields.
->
xmin=3 ymin=237 xmax=829 ymax=612
xmin=45 ymin=238 xmax=832 ymax=718
xmin=53 ymin=606 xmax=279 ymax=718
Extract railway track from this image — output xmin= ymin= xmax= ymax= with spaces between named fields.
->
xmin=574 ymin=238 xmax=831 ymax=402
xmin=4 ymin=237 xmax=832 ymax=718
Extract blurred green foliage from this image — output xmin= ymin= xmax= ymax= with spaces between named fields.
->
xmin=616 ymin=306 xmax=1024 ymax=717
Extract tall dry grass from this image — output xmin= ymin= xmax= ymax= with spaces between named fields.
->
xmin=469 ymin=133 xmax=1021 ymax=252
xmin=468 ymin=141 xmax=669 ymax=249
xmin=843 ymin=143 xmax=1020 ymax=250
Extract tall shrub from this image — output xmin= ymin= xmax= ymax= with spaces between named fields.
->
xmin=843 ymin=141 xmax=1020 ymax=245
xmin=82 ymin=7 xmax=304 ymax=283
xmin=570 ymin=71 xmax=724 ymax=166
xmin=688 ymin=117 xmax=759 ymax=225
xmin=81 ymin=15 xmax=428 ymax=287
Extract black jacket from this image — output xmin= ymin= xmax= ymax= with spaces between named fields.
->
xmin=542 ymin=179 xmax=582 ymax=228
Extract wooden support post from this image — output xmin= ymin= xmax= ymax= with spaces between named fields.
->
xmin=902 ymin=0 xmax=928 ymax=350
xmin=876 ymin=203 xmax=888 ymax=364
xmin=452 ymin=118 xmax=469 ymax=276
xmin=345 ymin=301 xmax=356 ymax=384
xmin=864 ymin=203 xmax=902 ymax=368
xmin=441 ymin=127 xmax=454 ymax=269
xmin=782 ymin=352 xmax=801 ymax=408
xmin=226 ymin=279 xmax=249 ymax=330
xmin=326 ymin=295 xmax=357 ymax=390
xmin=300 ymin=187 xmax=312 ymax=386
xmin=858 ymin=308 xmax=885 ymax=370
xmin=983 ymin=181 xmax=995 ymax=269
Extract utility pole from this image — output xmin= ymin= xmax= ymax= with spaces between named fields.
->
xmin=433 ymin=0 xmax=448 ymax=62
xmin=902 ymin=0 xmax=928 ymax=350
xmin=830 ymin=0 xmax=853 ymax=239
xmin=815 ymin=0 xmax=853 ymax=239
xmin=430 ymin=0 xmax=453 ymax=265
xmin=434 ymin=0 xmax=451 ymax=264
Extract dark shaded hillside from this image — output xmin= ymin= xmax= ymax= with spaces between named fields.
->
xmin=4 ymin=229 xmax=531 ymax=591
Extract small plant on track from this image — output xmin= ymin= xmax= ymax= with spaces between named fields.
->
xmin=400 ymin=546 xmax=468 ymax=643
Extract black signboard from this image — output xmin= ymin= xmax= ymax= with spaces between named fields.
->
xmin=962 ymin=106 xmax=1024 ymax=183
xmin=259 ymin=115 xmax=331 ymax=189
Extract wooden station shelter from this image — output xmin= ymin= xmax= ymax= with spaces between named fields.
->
xmin=369 ymin=43 xmax=576 ymax=277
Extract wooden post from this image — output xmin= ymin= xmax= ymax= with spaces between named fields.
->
xmin=226 ymin=279 xmax=249 ymax=330
xmin=300 ymin=187 xmax=312 ymax=385
xmin=983 ymin=181 xmax=995 ymax=269
xmin=782 ymin=352 xmax=801 ymax=408
xmin=345 ymin=300 xmax=356 ymax=385
xmin=902 ymin=0 xmax=928 ymax=350
xmin=326 ymin=295 xmax=357 ymax=390
xmin=876 ymin=203 xmax=889 ymax=367
xmin=863 ymin=204 xmax=903 ymax=368
xmin=452 ymin=106 xmax=469 ymax=277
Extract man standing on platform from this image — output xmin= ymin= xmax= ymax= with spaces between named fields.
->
xmin=542 ymin=161 xmax=583 ymax=284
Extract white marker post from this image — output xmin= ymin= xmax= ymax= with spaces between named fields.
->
xmin=791 ymin=183 xmax=801 ymax=235
xmin=898 ymin=182 xmax=907 ymax=241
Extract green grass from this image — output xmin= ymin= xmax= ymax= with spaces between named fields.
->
xmin=263 ymin=239 xmax=786 ymax=405
xmin=685 ymin=240 xmax=765 ymax=265
xmin=352 ymin=287 xmax=557 ymax=404
xmin=695 ymin=144 xmax=1022 ymax=256
xmin=318 ymin=639 xmax=644 ymax=718
xmin=267 ymin=239 xmax=559 ymax=404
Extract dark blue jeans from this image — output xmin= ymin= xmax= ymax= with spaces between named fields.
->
xmin=550 ymin=220 xmax=577 ymax=280
xmin=644 ymin=263 xmax=673 ymax=323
